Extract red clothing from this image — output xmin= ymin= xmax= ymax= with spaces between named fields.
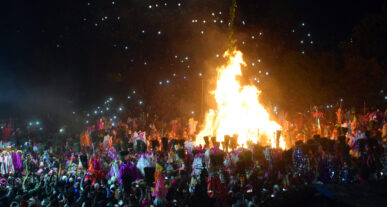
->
xmin=2 ymin=127 xmax=11 ymax=139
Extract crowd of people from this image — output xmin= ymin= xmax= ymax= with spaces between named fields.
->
xmin=0 ymin=106 xmax=386 ymax=207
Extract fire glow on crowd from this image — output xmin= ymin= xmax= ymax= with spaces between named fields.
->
xmin=1 ymin=0 xmax=387 ymax=207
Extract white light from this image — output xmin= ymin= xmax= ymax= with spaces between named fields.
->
xmin=56 ymin=44 xmax=60 ymax=48
xmin=104 ymin=16 xmax=108 ymax=19
xmin=259 ymin=70 xmax=262 ymax=74
xmin=216 ymin=54 xmax=219 ymax=58
xmin=155 ymin=4 xmax=158 ymax=7
xmin=59 ymin=128 xmax=64 ymax=133
xmin=157 ymin=30 xmax=162 ymax=35
xmin=242 ymin=20 xmax=246 ymax=25
xmin=113 ymin=116 xmax=117 ymax=119
xmin=94 ymin=110 xmax=98 ymax=114
xmin=118 ymin=107 xmax=123 ymax=111
xmin=36 ymin=121 xmax=40 ymax=125
xmin=86 ymin=113 xmax=90 ymax=117
xmin=39 ymin=128 xmax=43 ymax=131
xmin=258 ymin=59 xmax=261 ymax=62
xmin=164 ymin=3 xmax=167 ymax=6
xmin=251 ymin=62 xmax=255 ymax=66
xmin=251 ymin=35 xmax=255 ymax=39
xmin=310 ymin=41 xmax=314 ymax=44
xmin=72 ymin=111 xmax=76 ymax=114
xmin=127 ymin=96 xmax=131 ymax=99
xmin=159 ymin=81 xmax=163 ymax=85
xmin=265 ymin=72 xmax=269 ymax=75
xmin=174 ymin=55 xmax=178 ymax=58
xmin=144 ymin=62 xmax=147 ymax=65
xmin=139 ymin=100 xmax=143 ymax=105
xmin=83 ymin=18 xmax=87 ymax=21
xmin=340 ymin=98 xmax=344 ymax=102
xmin=300 ymin=40 xmax=304 ymax=44
xmin=100 ymin=110 xmax=103 ymax=113
xmin=191 ymin=111 xmax=195 ymax=114
xmin=141 ymin=30 xmax=145 ymax=34
xmin=219 ymin=11 xmax=222 ymax=15
xmin=112 ymin=1 xmax=115 ymax=5
xmin=301 ymin=50 xmax=305 ymax=54
xmin=172 ymin=73 xmax=176 ymax=77
xmin=291 ymin=29 xmax=295 ymax=33
xmin=166 ymin=80 xmax=170 ymax=84
xmin=148 ymin=5 xmax=152 ymax=9
xmin=112 ymin=122 xmax=115 ymax=126
xmin=106 ymin=107 xmax=110 ymax=111
xmin=178 ymin=3 xmax=181 ymax=7
xmin=29 ymin=122 xmax=33 ymax=126
xmin=198 ymin=72 xmax=202 ymax=77
xmin=242 ymin=41 xmax=245 ymax=45
xmin=211 ymin=12 xmax=215 ymax=16
xmin=185 ymin=56 xmax=189 ymax=60
xmin=301 ymin=22 xmax=305 ymax=26
xmin=385 ymin=96 xmax=387 ymax=100
xmin=307 ymin=33 xmax=311 ymax=37
xmin=109 ymin=97 xmax=113 ymax=101
xmin=124 ymin=46 xmax=128 ymax=50
xmin=202 ymin=20 xmax=206 ymax=23
xmin=381 ymin=90 xmax=384 ymax=93
xmin=220 ymin=20 xmax=223 ymax=23
xmin=192 ymin=19 xmax=195 ymax=23
xmin=133 ymin=90 xmax=136 ymax=94
xmin=86 ymin=120 xmax=89 ymax=124
xmin=183 ymin=76 xmax=187 ymax=79
xmin=213 ymin=20 xmax=217 ymax=23
xmin=259 ymin=32 xmax=263 ymax=36
xmin=254 ymin=77 xmax=257 ymax=81
xmin=200 ymin=30 xmax=204 ymax=34
xmin=87 ymin=2 xmax=90 ymax=6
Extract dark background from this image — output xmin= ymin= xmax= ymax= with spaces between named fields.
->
xmin=0 ymin=0 xmax=386 ymax=127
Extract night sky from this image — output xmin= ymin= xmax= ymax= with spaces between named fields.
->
xmin=0 ymin=0 xmax=385 ymax=121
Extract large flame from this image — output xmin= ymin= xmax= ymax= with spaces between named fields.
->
xmin=196 ymin=49 xmax=286 ymax=149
